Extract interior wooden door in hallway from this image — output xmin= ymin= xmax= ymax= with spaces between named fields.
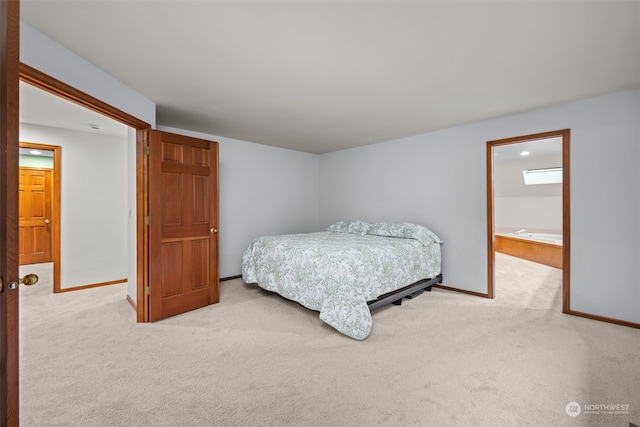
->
xmin=18 ymin=167 xmax=53 ymax=265
xmin=1 ymin=0 xmax=21 ymax=424
xmin=148 ymin=130 xmax=220 ymax=321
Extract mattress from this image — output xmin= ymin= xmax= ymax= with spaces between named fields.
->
xmin=242 ymin=223 xmax=442 ymax=339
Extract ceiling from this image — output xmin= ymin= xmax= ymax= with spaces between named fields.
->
xmin=20 ymin=82 xmax=128 ymax=137
xmin=20 ymin=1 xmax=640 ymax=154
xmin=493 ymin=137 xmax=562 ymax=162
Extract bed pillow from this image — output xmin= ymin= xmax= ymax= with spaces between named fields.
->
xmin=326 ymin=220 xmax=372 ymax=235
xmin=367 ymin=222 xmax=442 ymax=245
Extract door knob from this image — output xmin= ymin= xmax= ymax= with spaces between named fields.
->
xmin=210 ymin=228 xmax=218 ymax=234
xmin=20 ymin=274 xmax=39 ymax=286
xmin=5 ymin=274 xmax=39 ymax=291
xmin=44 ymin=219 xmax=50 ymax=224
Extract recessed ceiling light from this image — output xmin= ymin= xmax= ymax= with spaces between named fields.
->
xmin=520 ymin=151 xmax=530 ymax=156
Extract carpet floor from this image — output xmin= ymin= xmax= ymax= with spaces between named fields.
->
xmin=19 ymin=254 xmax=639 ymax=426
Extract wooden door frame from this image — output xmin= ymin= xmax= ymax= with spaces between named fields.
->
xmin=18 ymin=142 xmax=61 ymax=290
xmin=486 ymin=129 xmax=571 ymax=312
xmin=1 ymin=0 xmax=21 ymax=424
xmin=19 ymin=63 xmax=152 ymax=322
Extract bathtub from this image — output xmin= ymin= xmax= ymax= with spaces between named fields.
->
xmin=495 ymin=231 xmax=563 ymax=269
xmin=502 ymin=232 xmax=563 ymax=245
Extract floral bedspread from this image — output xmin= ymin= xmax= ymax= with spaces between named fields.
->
xmin=241 ymin=232 xmax=441 ymax=340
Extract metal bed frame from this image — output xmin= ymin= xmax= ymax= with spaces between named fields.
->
xmin=367 ymin=273 xmax=443 ymax=311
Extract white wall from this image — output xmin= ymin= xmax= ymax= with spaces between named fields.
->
xmin=20 ymin=123 xmax=128 ymax=289
xmin=320 ymin=89 xmax=640 ymax=324
xmin=494 ymin=154 xmax=563 ymax=232
xmin=494 ymin=197 xmax=562 ymax=232
xmin=158 ymin=126 xmax=321 ymax=278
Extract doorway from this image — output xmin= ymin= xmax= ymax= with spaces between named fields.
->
xmin=20 ymin=63 xmax=150 ymax=320
xmin=20 ymin=80 xmax=133 ymax=294
xmin=18 ymin=142 xmax=61 ymax=292
xmin=486 ymin=129 xmax=570 ymax=313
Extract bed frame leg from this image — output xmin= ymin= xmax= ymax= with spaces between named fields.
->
xmin=392 ymin=299 xmax=402 ymax=306
xmin=406 ymin=289 xmax=425 ymax=299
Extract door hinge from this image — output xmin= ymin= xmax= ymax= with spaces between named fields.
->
xmin=144 ymin=216 xmax=150 ymax=225
xmin=145 ymin=285 xmax=150 ymax=296
xmin=144 ymin=145 xmax=150 ymax=155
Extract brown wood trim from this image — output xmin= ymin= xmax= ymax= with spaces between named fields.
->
xmin=561 ymin=130 xmax=571 ymax=314
xmin=433 ymin=284 xmax=490 ymax=298
xmin=220 ymin=275 xmax=242 ymax=282
xmin=568 ymin=310 xmax=640 ymax=330
xmin=487 ymin=129 xmax=571 ymax=311
xmin=487 ymin=129 xmax=570 ymax=146
xmin=18 ymin=142 xmax=61 ymax=293
xmin=486 ymin=142 xmax=495 ymax=299
xmin=126 ymin=295 xmax=137 ymax=311
xmin=19 ymin=63 xmax=150 ymax=130
xmin=56 ymin=278 xmax=127 ymax=293
xmin=138 ymin=129 xmax=149 ymax=322
xmin=1 ymin=0 xmax=21 ymax=424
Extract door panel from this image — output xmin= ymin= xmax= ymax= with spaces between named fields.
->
xmin=148 ymin=130 xmax=219 ymax=322
xmin=1 ymin=0 xmax=21 ymax=424
xmin=18 ymin=168 xmax=52 ymax=265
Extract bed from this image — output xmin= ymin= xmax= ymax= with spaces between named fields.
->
xmin=241 ymin=220 xmax=443 ymax=340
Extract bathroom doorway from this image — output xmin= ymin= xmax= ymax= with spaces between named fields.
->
xmin=486 ymin=129 xmax=570 ymax=313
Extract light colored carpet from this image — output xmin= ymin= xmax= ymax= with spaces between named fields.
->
xmin=19 ymin=254 xmax=639 ymax=426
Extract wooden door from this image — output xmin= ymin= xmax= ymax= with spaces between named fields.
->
xmin=1 ymin=0 xmax=21 ymax=425
xmin=148 ymin=130 xmax=219 ymax=322
xmin=18 ymin=168 xmax=53 ymax=265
